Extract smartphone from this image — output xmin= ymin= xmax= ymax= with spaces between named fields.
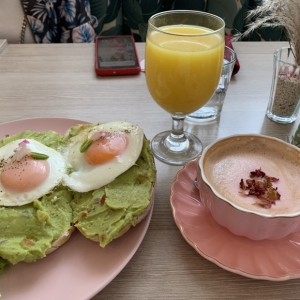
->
xmin=95 ymin=35 xmax=141 ymax=76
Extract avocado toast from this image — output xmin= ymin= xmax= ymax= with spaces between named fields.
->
xmin=0 ymin=131 xmax=73 ymax=269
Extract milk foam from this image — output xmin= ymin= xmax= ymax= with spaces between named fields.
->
xmin=203 ymin=137 xmax=300 ymax=216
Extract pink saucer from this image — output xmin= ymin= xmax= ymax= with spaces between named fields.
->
xmin=170 ymin=159 xmax=300 ymax=281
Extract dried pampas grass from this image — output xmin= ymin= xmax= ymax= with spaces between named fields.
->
xmin=244 ymin=0 xmax=300 ymax=66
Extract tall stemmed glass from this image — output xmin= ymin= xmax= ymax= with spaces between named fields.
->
xmin=145 ymin=10 xmax=225 ymax=165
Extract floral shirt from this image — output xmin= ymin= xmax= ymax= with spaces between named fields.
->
xmin=21 ymin=0 xmax=98 ymax=43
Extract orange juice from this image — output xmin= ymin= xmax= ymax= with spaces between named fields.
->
xmin=146 ymin=25 xmax=224 ymax=115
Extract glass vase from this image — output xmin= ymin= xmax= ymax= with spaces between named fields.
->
xmin=266 ymin=47 xmax=300 ymax=124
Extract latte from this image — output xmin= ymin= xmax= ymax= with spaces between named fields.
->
xmin=203 ymin=136 xmax=300 ymax=216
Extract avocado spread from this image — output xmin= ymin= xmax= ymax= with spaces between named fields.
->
xmin=0 ymin=131 xmax=73 ymax=266
xmin=0 ymin=187 xmax=73 ymax=265
xmin=71 ymin=138 xmax=156 ymax=247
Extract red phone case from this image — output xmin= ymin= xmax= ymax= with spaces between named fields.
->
xmin=95 ymin=36 xmax=141 ymax=76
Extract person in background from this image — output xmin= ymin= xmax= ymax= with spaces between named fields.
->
xmin=0 ymin=0 xmax=286 ymax=44
xmin=0 ymin=0 xmax=98 ymax=43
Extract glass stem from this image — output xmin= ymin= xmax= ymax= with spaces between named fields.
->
xmin=164 ymin=115 xmax=189 ymax=152
xmin=171 ymin=115 xmax=185 ymax=140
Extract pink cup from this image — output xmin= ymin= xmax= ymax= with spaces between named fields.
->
xmin=198 ymin=134 xmax=300 ymax=240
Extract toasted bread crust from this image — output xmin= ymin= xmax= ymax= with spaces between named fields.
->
xmin=46 ymin=226 xmax=75 ymax=255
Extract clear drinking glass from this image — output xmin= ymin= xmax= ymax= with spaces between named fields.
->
xmin=145 ymin=10 xmax=225 ymax=165
xmin=187 ymin=46 xmax=237 ymax=122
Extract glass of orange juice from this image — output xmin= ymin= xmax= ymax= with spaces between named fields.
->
xmin=146 ymin=10 xmax=225 ymax=165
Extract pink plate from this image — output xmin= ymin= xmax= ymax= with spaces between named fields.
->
xmin=170 ymin=159 xmax=300 ymax=281
xmin=0 ymin=118 xmax=153 ymax=299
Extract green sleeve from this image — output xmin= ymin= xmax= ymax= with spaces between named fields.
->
xmin=91 ymin=0 xmax=123 ymax=36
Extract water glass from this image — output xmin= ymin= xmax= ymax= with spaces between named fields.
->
xmin=187 ymin=46 xmax=236 ymax=122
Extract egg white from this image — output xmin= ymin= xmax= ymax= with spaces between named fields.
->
xmin=0 ymin=139 xmax=66 ymax=206
xmin=62 ymin=121 xmax=144 ymax=192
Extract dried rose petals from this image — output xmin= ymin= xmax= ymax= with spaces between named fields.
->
xmin=239 ymin=168 xmax=281 ymax=208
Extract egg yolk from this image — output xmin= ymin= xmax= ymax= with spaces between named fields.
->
xmin=0 ymin=155 xmax=50 ymax=193
xmin=85 ymin=133 xmax=128 ymax=165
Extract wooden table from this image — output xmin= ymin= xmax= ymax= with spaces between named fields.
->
xmin=1 ymin=40 xmax=300 ymax=300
